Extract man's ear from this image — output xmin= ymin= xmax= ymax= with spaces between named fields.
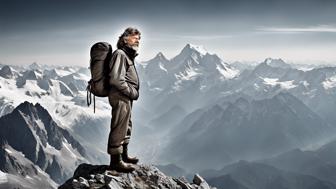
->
xmin=123 ymin=36 xmax=128 ymax=44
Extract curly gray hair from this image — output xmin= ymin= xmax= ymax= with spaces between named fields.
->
xmin=117 ymin=27 xmax=141 ymax=49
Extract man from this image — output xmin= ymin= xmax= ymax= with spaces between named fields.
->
xmin=107 ymin=27 xmax=141 ymax=172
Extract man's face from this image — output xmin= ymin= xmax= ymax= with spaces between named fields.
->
xmin=126 ymin=34 xmax=140 ymax=49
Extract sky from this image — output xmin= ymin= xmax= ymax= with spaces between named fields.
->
xmin=1 ymin=0 xmax=336 ymax=66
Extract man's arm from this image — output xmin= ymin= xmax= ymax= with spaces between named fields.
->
xmin=108 ymin=51 xmax=139 ymax=100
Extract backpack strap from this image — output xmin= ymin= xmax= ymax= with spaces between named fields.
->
xmin=87 ymin=81 xmax=92 ymax=106
xmin=94 ymin=95 xmax=96 ymax=113
xmin=86 ymin=80 xmax=96 ymax=113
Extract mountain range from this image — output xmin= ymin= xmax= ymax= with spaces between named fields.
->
xmin=200 ymin=137 xmax=336 ymax=189
xmin=1 ymin=43 xmax=336 ymax=188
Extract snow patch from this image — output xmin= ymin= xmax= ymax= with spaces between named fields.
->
xmin=150 ymin=87 xmax=163 ymax=92
xmin=200 ymin=85 xmax=207 ymax=91
xmin=303 ymin=89 xmax=317 ymax=98
xmin=216 ymin=63 xmax=239 ymax=79
xmin=265 ymin=58 xmax=273 ymax=64
xmin=35 ymin=119 xmax=47 ymax=134
xmin=176 ymin=66 xmax=200 ymax=81
xmin=263 ymin=78 xmax=278 ymax=86
xmin=263 ymin=77 xmax=297 ymax=90
xmin=322 ymin=75 xmax=336 ymax=89
xmin=254 ymin=83 xmax=260 ymax=90
xmin=301 ymin=81 xmax=310 ymax=88
xmin=296 ymin=67 xmax=315 ymax=72
xmin=73 ymin=73 xmax=90 ymax=81
xmin=44 ymin=143 xmax=59 ymax=156
xmin=158 ymin=62 xmax=168 ymax=73
xmin=24 ymin=80 xmax=45 ymax=94
xmin=189 ymin=44 xmax=208 ymax=56
xmin=4 ymin=148 xmax=13 ymax=154
xmin=172 ymin=79 xmax=182 ymax=92
xmin=62 ymin=140 xmax=79 ymax=159
xmin=0 ymin=171 xmax=8 ymax=184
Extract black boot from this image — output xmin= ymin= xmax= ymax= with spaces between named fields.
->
xmin=122 ymin=144 xmax=139 ymax=164
xmin=109 ymin=153 xmax=135 ymax=173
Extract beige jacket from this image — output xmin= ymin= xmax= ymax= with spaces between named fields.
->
xmin=108 ymin=48 xmax=140 ymax=100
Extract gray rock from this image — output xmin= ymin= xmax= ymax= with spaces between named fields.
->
xmin=199 ymin=181 xmax=211 ymax=189
xmin=174 ymin=178 xmax=192 ymax=189
xmin=193 ymin=174 xmax=205 ymax=185
xmin=103 ymin=174 xmax=113 ymax=184
xmin=78 ymin=177 xmax=89 ymax=188
xmin=59 ymin=163 xmax=214 ymax=189
xmin=72 ymin=178 xmax=89 ymax=189
xmin=95 ymin=173 xmax=105 ymax=184
xmin=88 ymin=179 xmax=96 ymax=185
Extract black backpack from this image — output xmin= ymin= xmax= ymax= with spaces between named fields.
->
xmin=86 ymin=42 xmax=112 ymax=112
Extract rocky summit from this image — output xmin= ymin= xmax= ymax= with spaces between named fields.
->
xmin=59 ymin=163 xmax=215 ymax=189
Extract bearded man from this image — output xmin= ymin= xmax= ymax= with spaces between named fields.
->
xmin=107 ymin=27 xmax=141 ymax=172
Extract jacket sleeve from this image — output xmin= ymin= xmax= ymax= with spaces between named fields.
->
xmin=108 ymin=51 xmax=139 ymax=100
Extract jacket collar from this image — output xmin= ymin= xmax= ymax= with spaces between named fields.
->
xmin=120 ymin=45 xmax=138 ymax=61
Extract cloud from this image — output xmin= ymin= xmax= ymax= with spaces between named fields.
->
xmin=257 ymin=25 xmax=336 ymax=33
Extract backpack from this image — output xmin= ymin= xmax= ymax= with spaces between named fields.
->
xmin=86 ymin=42 xmax=112 ymax=113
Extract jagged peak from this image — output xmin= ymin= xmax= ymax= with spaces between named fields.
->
xmin=21 ymin=69 xmax=43 ymax=80
xmin=156 ymin=52 xmax=164 ymax=57
xmin=153 ymin=52 xmax=168 ymax=61
xmin=183 ymin=43 xmax=208 ymax=56
xmin=29 ymin=62 xmax=41 ymax=70
xmin=14 ymin=101 xmax=49 ymax=117
xmin=144 ymin=52 xmax=169 ymax=64
xmin=263 ymin=57 xmax=291 ymax=68
xmin=16 ymin=101 xmax=35 ymax=110
xmin=170 ymin=43 xmax=212 ymax=64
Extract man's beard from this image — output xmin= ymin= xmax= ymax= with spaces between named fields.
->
xmin=127 ymin=44 xmax=139 ymax=52
xmin=131 ymin=45 xmax=139 ymax=52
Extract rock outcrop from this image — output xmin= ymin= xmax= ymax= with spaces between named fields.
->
xmin=59 ymin=163 xmax=216 ymax=189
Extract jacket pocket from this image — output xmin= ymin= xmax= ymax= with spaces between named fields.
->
xmin=108 ymin=90 xmax=130 ymax=103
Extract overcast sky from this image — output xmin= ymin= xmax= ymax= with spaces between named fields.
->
xmin=1 ymin=0 xmax=336 ymax=66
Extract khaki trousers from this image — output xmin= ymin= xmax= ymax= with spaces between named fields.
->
xmin=107 ymin=93 xmax=133 ymax=155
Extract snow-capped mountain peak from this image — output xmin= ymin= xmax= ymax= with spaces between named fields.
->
xmin=153 ymin=52 xmax=169 ymax=62
xmin=187 ymin=43 xmax=208 ymax=56
xmin=263 ymin=58 xmax=291 ymax=68
xmin=156 ymin=52 xmax=166 ymax=58
xmin=29 ymin=62 xmax=42 ymax=70
xmin=172 ymin=44 xmax=210 ymax=63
